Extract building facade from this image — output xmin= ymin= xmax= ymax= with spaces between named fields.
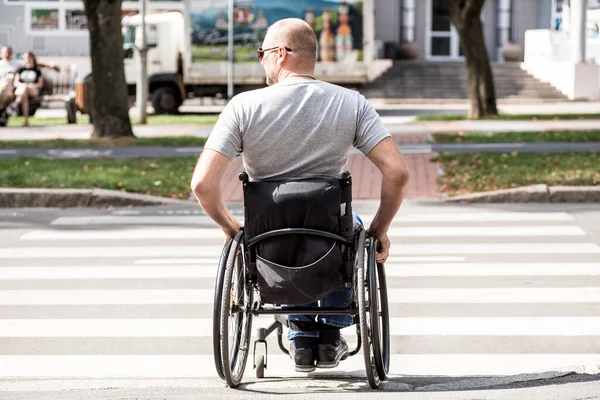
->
xmin=0 ymin=0 xmax=184 ymax=57
xmin=375 ymin=0 xmax=557 ymax=62
xmin=0 ymin=0 xmax=569 ymax=61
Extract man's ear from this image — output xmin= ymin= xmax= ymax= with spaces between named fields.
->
xmin=277 ymin=47 xmax=286 ymax=66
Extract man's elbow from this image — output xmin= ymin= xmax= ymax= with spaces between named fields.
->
xmin=388 ymin=165 xmax=410 ymax=190
xmin=190 ymin=175 xmax=209 ymax=199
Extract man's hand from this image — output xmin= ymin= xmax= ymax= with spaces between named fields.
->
xmin=223 ymin=218 xmax=243 ymax=239
xmin=366 ymin=229 xmax=390 ymax=264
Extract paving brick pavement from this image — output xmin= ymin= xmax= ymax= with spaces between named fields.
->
xmin=220 ymin=153 xmax=441 ymax=202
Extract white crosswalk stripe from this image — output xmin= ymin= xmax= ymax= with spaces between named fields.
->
xmin=133 ymin=256 xmax=467 ymax=264
xmin=19 ymin=225 xmax=586 ymax=240
xmin=0 ymin=287 xmax=599 ymax=305
xmin=2 ymin=317 xmax=600 ymax=336
xmin=2 ymin=243 xmax=599 ymax=258
xmin=1 ymin=208 xmax=599 ymax=389
xmin=2 ymin=263 xmax=599 ymax=280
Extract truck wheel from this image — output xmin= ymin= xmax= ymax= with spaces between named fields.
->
xmin=0 ymin=111 xmax=8 ymax=127
xmin=151 ymin=87 xmax=181 ymax=114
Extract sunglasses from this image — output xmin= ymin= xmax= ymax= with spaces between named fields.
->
xmin=257 ymin=46 xmax=292 ymax=61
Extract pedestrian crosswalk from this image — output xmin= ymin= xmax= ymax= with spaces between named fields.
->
xmin=0 ymin=206 xmax=599 ymax=388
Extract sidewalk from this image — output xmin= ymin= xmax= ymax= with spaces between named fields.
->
xmin=390 ymin=119 xmax=600 ymax=136
xmin=2 ymin=118 xmax=600 ymax=141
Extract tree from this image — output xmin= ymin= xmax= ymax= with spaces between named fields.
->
xmin=83 ymin=0 xmax=135 ymax=139
xmin=443 ymin=0 xmax=498 ymax=118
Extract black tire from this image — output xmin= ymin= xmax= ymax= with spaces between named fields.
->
xmin=0 ymin=111 xmax=8 ymax=127
xmin=213 ymin=238 xmax=233 ymax=380
xmin=219 ymin=231 xmax=253 ymax=388
xmin=66 ymin=99 xmax=77 ymax=124
xmin=368 ymin=238 xmax=390 ymax=381
xmin=255 ymin=355 xmax=265 ymax=379
xmin=356 ymin=229 xmax=380 ymax=389
xmin=151 ymin=86 xmax=181 ymax=114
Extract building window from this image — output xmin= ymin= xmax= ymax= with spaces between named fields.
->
xmin=31 ymin=9 xmax=59 ymax=31
xmin=65 ymin=9 xmax=87 ymax=30
xmin=9 ymin=0 xmax=182 ymax=37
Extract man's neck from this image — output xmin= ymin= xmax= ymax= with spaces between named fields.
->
xmin=279 ymin=70 xmax=316 ymax=82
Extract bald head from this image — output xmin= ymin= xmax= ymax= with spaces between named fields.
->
xmin=264 ymin=18 xmax=317 ymax=69
xmin=1 ymin=46 xmax=13 ymax=61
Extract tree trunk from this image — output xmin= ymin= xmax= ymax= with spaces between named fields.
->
xmin=446 ymin=0 xmax=498 ymax=119
xmin=83 ymin=0 xmax=135 ymax=139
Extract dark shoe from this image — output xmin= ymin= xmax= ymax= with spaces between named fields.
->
xmin=316 ymin=331 xmax=349 ymax=369
xmin=289 ymin=337 xmax=316 ymax=373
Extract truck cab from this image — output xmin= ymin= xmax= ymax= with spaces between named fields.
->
xmin=122 ymin=12 xmax=186 ymax=114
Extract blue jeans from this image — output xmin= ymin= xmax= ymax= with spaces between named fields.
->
xmin=287 ymin=212 xmax=363 ymax=340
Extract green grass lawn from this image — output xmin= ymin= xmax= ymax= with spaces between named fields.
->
xmin=435 ymin=152 xmax=600 ymax=196
xmin=417 ymin=113 xmax=600 ymax=121
xmin=0 ymin=157 xmax=199 ymax=199
xmin=2 ymin=153 xmax=598 ymax=199
xmin=5 ymin=114 xmax=220 ymax=127
xmin=0 ymin=137 xmax=207 ymax=149
xmin=433 ymin=130 xmax=600 ymax=144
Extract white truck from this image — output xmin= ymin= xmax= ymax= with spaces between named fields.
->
xmin=121 ymin=0 xmax=389 ymax=114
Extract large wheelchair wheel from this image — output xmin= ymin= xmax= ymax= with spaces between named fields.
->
xmin=368 ymin=237 xmax=390 ymax=381
xmin=356 ymin=230 xmax=390 ymax=389
xmin=218 ymin=231 xmax=254 ymax=388
xmin=212 ymin=236 xmax=233 ymax=380
xmin=356 ymin=229 xmax=379 ymax=388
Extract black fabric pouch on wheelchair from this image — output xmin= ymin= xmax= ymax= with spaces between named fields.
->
xmin=244 ymin=177 xmax=353 ymax=306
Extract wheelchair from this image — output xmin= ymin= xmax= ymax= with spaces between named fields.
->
xmin=212 ymin=171 xmax=390 ymax=389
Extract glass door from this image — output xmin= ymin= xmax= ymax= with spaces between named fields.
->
xmin=428 ymin=0 xmax=462 ymax=59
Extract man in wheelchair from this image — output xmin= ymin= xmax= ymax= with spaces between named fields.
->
xmin=191 ymin=18 xmax=409 ymax=374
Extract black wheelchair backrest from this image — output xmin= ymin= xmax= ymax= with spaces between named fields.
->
xmin=240 ymin=172 xmax=354 ymax=305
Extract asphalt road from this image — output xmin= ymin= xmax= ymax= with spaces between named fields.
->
xmin=0 ymin=200 xmax=600 ymax=399
xmin=2 ymin=142 xmax=600 ymax=160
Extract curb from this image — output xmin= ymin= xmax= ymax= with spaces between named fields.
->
xmin=2 ymin=185 xmax=599 ymax=208
xmin=444 ymin=185 xmax=600 ymax=203
xmin=0 ymin=188 xmax=195 ymax=208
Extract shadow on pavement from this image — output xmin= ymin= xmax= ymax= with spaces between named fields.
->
xmin=235 ymin=370 xmax=600 ymax=393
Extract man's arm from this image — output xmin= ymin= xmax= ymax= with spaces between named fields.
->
xmin=190 ymin=149 xmax=241 ymax=238
xmin=37 ymin=61 xmax=60 ymax=72
xmin=365 ymin=137 xmax=409 ymax=263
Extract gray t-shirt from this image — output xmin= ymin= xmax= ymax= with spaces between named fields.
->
xmin=205 ymin=79 xmax=390 ymax=181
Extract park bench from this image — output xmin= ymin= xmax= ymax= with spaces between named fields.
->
xmin=34 ymin=64 xmax=79 ymax=124
xmin=11 ymin=63 xmax=79 ymax=125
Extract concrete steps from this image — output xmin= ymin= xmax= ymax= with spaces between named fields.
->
xmin=362 ymin=61 xmax=569 ymax=100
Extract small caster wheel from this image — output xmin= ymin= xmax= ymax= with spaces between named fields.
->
xmin=255 ymin=355 xmax=265 ymax=378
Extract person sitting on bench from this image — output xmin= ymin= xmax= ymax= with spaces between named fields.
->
xmin=13 ymin=51 xmax=44 ymax=127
